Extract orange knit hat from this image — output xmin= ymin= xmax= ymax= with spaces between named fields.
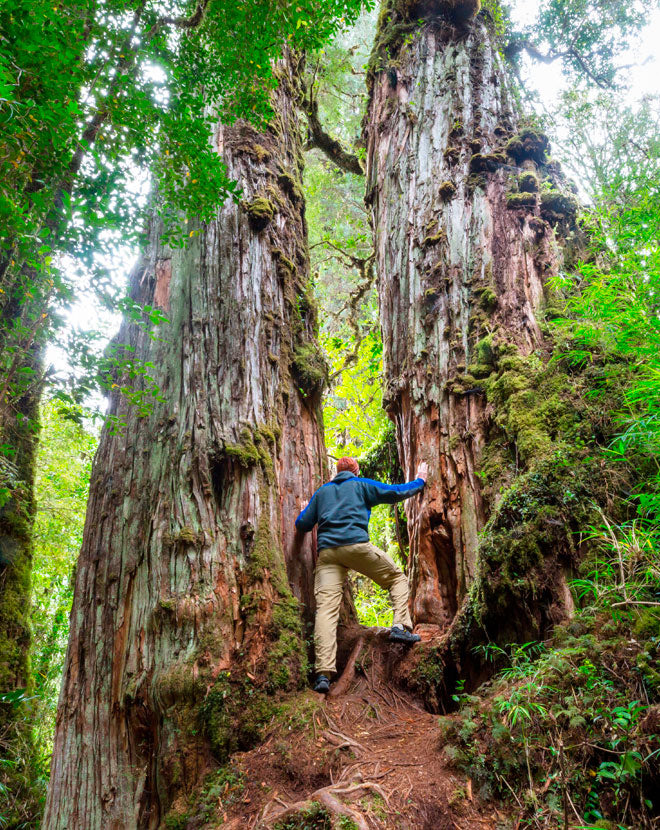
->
xmin=336 ymin=457 xmax=359 ymax=475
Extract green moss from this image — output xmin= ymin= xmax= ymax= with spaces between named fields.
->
xmin=540 ymin=191 xmax=579 ymax=221
xmin=633 ymin=608 xmax=660 ymax=640
xmin=444 ymin=146 xmax=460 ymax=165
xmin=291 ymin=342 xmax=328 ymax=399
xmin=176 ymin=764 xmax=246 ymax=827
xmin=439 ymin=180 xmax=457 ymax=201
xmin=175 ymin=526 xmax=197 ymax=544
xmin=266 ymin=631 xmax=300 ymax=691
xmin=224 ymin=424 xmax=275 ymax=476
xmin=274 ymin=802 xmax=332 ymax=830
xmin=469 ymin=152 xmax=506 ymax=174
xmin=422 ymin=225 xmax=447 ymax=247
xmin=246 ymin=195 xmax=275 ymax=231
xmin=277 ymin=171 xmax=304 ymax=204
xmin=163 ymin=810 xmax=189 ymax=830
xmin=234 ymin=143 xmax=271 ymax=163
xmin=272 ymin=694 xmax=324 ymax=733
xmin=201 ymin=542 xmax=307 ymax=760
xmin=201 ymin=673 xmax=276 ymax=762
xmin=224 ymin=439 xmax=262 ymax=468
xmin=246 ymin=509 xmax=287 ymax=593
xmin=637 ymin=639 xmax=660 ymax=693
xmin=506 ymin=192 xmax=537 ymax=209
xmin=518 ymin=171 xmax=539 ymax=193
xmin=476 ymin=286 xmax=497 ymax=311
xmin=476 ymin=334 xmax=496 ymax=366
xmin=505 ymin=129 xmax=550 ymax=164
xmin=279 ymin=255 xmax=295 ymax=273
xmin=449 ymin=373 xmax=480 ymax=395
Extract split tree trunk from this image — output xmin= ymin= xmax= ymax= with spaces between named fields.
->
xmin=43 ymin=53 xmax=327 ymax=830
xmin=364 ymin=0 xmax=577 ymax=632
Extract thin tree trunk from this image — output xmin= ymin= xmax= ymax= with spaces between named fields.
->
xmin=364 ymin=1 xmax=577 ymax=630
xmin=43 ymin=52 xmax=328 ymax=829
xmin=0 ymin=354 xmax=39 ymax=815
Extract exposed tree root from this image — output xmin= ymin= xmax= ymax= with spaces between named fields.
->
xmin=257 ymin=777 xmax=391 ymax=829
xmin=218 ymin=625 xmax=504 ymax=828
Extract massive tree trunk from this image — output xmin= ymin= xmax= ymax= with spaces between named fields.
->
xmin=43 ymin=53 xmax=328 ymax=829
xmin=364 ymin=0 xmax=581 ymax=644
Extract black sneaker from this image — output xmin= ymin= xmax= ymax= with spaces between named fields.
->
xmin=313 ymin=674 xmax=330 ymax=693
xmin=389 ymin=625 xmax=421 ymax=645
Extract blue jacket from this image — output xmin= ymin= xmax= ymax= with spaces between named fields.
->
xmin=295 ymin=471 xmax=425 ymax=551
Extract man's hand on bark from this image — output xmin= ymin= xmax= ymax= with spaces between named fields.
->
xmin=416 ymin=461 xmax=428 ymax=482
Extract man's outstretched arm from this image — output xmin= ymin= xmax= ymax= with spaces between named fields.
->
xmin=362 ymin=462 xmax=428 ymax=506
xmin=295 ymin=490 xmax=319 ymax=532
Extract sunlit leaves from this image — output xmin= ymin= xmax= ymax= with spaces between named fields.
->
xmin=549 ymin=95 xmax=660 ymax=520
xmin=0 ymin=0 xmax=370 ymax=418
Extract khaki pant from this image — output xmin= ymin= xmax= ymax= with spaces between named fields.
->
xmin=314 ymin=541 xmax=413 ymax=675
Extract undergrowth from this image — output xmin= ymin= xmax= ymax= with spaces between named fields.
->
xmin=440 ymin=518 xmax=660 ymax=829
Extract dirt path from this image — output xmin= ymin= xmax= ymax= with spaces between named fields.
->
xmin=218 ymin=629 xmax=506 ymax=829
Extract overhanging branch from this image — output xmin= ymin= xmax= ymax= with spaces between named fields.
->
xmin=503 ymin=38 xmax=612 ymax=89
xmin=303 ymin=85 xmax=364 ymax=175
xmin=328 ymin=253 xmax=376 ymax=383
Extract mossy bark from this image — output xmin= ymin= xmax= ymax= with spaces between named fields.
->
xmin=43 ymin=52 xmax=327 ymax=829
xmin=0 ymin=350 xmax=40 ymax=820
xmin=364 ymin=2 xmax=582 ymax=636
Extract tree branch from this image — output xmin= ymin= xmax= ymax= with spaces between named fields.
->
xmin=503 ymin=38 xmax=612 ymax=89
xmin=151 ymin=0 xmax=211 ymax=34
xmin=328 ymin=254 xmax=376 ymax=383
xmin=302 ymin=83 xmax=363 ymax=175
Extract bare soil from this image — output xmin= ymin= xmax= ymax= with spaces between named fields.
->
xmin=217 ymin=627 xmax=509 ymax=829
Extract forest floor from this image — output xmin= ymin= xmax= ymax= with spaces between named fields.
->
xmin=216 ymin=628 xmax=505 ymax=830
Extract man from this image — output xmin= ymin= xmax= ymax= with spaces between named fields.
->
xmin=295 ymin=456 xmax=428 ymax=694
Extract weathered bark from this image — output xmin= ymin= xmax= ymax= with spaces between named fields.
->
xmin=364 ymin=1 xmax=578 ymax=630
xmin=43 ymin=53 xmax=328 ymax=829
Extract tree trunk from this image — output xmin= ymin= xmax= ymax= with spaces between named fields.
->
xmin=43 ymin=52 xmax=328 ymax=830
xmin=364 ymin=1 xmax=579 ymax=636
xmin=0 ymin=353 xmax=40 ymax=819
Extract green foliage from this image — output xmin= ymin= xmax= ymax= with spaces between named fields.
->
xmin=0 ymin=0 xmax=371 ymax=426
xmin=443 ymin=607 xmax=658 ymax=825
xmin=442 ymin=501 xmax=660 ymax=826
xmin=352 ymin=582 xmax=393 ymax=627
xmin=549 ymin=95 xmax=660 ymax=523
xmin=30 ymin=402 xmax=96 ymax=766
xmin=323 ymin=328 xmax=386 ymax=459
xmin=274 ymin=802 xmax=332 ymax=830
xmin=164 ymin=763 xmax=246 ymax=828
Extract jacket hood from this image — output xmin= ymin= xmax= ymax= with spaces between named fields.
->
xmin=333 ymin=471 xmax=357 ymax=482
